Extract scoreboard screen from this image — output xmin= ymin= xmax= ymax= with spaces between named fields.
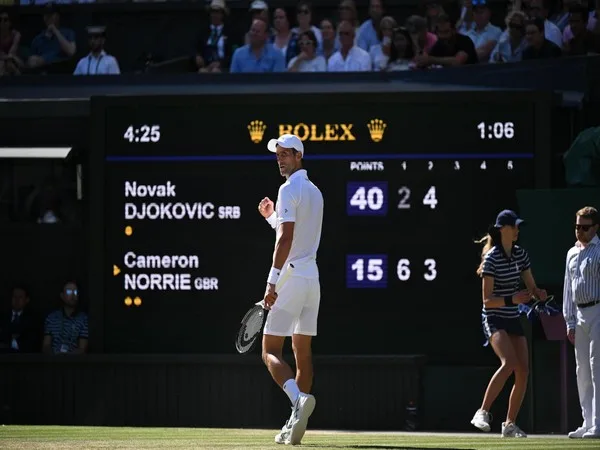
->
xmin=89 ymin=91 xmax=547 ymax=361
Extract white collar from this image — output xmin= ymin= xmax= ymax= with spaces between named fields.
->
xmin=288 ymin=169 xmax=307 ymax=182
xmin=576 ymin=235 xmax=600 ymax=248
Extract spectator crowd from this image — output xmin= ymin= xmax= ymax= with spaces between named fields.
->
xmin=1 ymin=0 xmax=599 ymax=76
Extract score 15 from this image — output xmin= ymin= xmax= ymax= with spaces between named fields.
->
xmin=347 ymin=182 xmax=437 ymax=216
xmin=347 ymin=255 xmax=437 ymax=288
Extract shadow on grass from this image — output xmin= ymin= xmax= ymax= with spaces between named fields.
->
xmin=304 ymin=445 xmax=471 ymax=450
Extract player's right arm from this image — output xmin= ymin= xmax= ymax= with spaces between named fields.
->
xmin=258 ymin=197 xmax=277 ymax=229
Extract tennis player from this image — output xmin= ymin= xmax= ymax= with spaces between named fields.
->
xmin=471 ymin=210 xmax=547 ymax=438
xmin=257 ymin=133 xmax=323 ymax=446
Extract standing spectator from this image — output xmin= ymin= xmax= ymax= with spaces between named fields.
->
xmin=0 ymin=7 xmax=23 ymax=75
xmin=405 ymin=15 xmax=438 ymax=54
xmin=327 ymin=20 xmax=371 ymax=72
xmin=42 ymin=281 xmax=88 ymax=355
xmin=357 ymin=0 xmax=384 ymax=51
xmin=287 ymin=29 xmax=326 ymax=72
xmin=563 ymin=4 xmax=600 ymax=55
xmin=563 ymin=206 xmax=600 ymax=439
xmin=490 ymin=10 xmax=527 ymax=63
xmin=526 ymin=0 xmax=563 ymax=47
xmin=291 ymin=2 xmax=323 ymax=52
xmin=460 ymin=0 xmax=502 ymax=63
xmin=0 ymin=285 xmax=41 ymax=353
xmin=522 ymin=17 xmax=562 ymax=60
xmin=195 ymin=0 xmax=236 ymax=73
xmin=368 ymin=16 xmax=396 ymax=71
xmin=73 ymin=26 xmax=120 ymax=75
xmin=27 ymin=3 xmax=75 ymax=69
xmin=230 ymin=19 xmax=285 ymax=73
xmin=416 ymin=13 xmax=478 ymax=68
xmin=319 ymin=18 xmax=338 ymax=61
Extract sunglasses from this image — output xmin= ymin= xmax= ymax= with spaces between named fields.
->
xmin=299 ymin=39 xmax=314 ymax=46
xmin=65 ymin=289 xmax=78 ymax=296
xmin=297 ymin=9 xmax=309 ymax=14
xmin=575 ymin=224 xmax=596 ymax=231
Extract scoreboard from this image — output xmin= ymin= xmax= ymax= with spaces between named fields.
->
xmin=89 ymin=91 xmax=549 ymax=361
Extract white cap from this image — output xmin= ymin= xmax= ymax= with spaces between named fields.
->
xmin=250 ymin=0 xmax=268 ymax=10
xmin=267 ymin=134 xmax=304 ymax=156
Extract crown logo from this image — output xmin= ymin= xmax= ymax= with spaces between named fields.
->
xmin=248 ymin=120 xmax=267 ymax=144
xmin=367 ymin=119 xmax=387 ymax=143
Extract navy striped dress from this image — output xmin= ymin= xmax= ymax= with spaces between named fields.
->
xmin=481 ymin=245 xmax=531 ymax=341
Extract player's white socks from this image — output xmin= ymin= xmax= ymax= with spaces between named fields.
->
xmin=283 ymin=379 xmax=300 ymax=404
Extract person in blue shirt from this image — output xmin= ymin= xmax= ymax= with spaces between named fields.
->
xmin=230 ymin=18 xmax=285 ymax=73
xmin=28 ymin=3 xmax=76 ymax=68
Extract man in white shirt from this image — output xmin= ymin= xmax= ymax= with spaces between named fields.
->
xmin=527 ymin=0 xmax=564 ymax=47
xmin=327 ymin=20 xmax=371 ymax=72
xmin=563 ymin=206 xmax=600 ymax=439
xmin=73 ymin=26 xmax=120 ymax=75
xmin=257 ymin=134 xmax=323 ymax=446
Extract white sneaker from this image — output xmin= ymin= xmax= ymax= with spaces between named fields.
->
xmin=285 ymin=393 xmax=316 ymax=445
xmin=470 ymin=409 xmax=491 ymax=432
xmin=582 ymin=427 xmax=600 ymax=438
xmin=568 ymin=426 xmax=589 ymax=438
xmin=501 ymin=421 xmax=527 ymax=438
xmin=274 ymin=409 xmax=293 ymax=444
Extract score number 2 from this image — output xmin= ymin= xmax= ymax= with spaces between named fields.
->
xmin=347 ymin=182 xmax=437 ymax=216
xmin=347 ymin=255 xmax=437 ymax=288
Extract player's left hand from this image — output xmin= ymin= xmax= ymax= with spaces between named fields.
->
xmin=263 ymin=283 xmax=278 ymax=309
xmin=533 ymin=288 xmax=548 ymax=301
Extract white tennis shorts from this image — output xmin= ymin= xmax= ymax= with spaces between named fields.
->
xmin=263 ymin=275 xmax=320 ymax=337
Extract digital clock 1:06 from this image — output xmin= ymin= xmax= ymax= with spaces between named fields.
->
xmin=477 ymin=121 xmax=514 ymax=140
xmin=123 ymin=125 xmax=161 ymax=143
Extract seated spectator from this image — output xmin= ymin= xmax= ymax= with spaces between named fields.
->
xmin=424 ymin=0 xmax=446 ymax=32
xmin=337 ymin=0 xmax=360 ymax=46
xmin=42 ymin=281 xmax=88 ymax=355
xmin=270 ymin=7 xmax=298 ymax=65
xmin=385 ymin=26 xmax=416 ymax=71
xmin=0 ymin=7 xmax=23 ymax=76
xmin=490 ymin=10 xmax=528 ymax=63
xmin=195 ymin=0 xmax=235 ymax=73
xmin=230 ymin=18 xmax=285 ymax=73
xmin=327 ymin=20 xmax=371 ymax=72
xmin=244 ymin=0 xmax=272 ymax=45
xmin=73 ymin=26 xmax=120 ymax=75
xmin=416 ymin=13 xmax=478 ymax=68
xmin=0 ymin=285 xmax=41 ymax=353
xmin=292 ymin=2 xmax=323 ymax=52
xmin=405 ymin=15 xmax=438 ymax=54
xmin=563 ymin=3 xmax=598 ymax=42
xmin=526 ymin=0 xmax=563 ymax=47
xmin=550 ymin=0 xmax=578 ymax=32
xmin=523 ymin=17 xmax=562 ymax=59
xmin=27 ymin=3 xmax=76 ymax=69
xmin=287 ymin=29 xmax=326 ymax=72
xmin=459 ymin=0 xmax=502 ymax=62
xmin=369 ymin=16 xmax=396 ymax=71
xmin=563 ymin=4 xmax=600 ymax=55
xmin=319 ymin=18 xmax=339 ymax=62
xmin=357 ymin=0 xmax=384 ymax=52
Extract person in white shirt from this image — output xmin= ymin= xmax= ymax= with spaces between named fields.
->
xmin=288 ymin=30 xmax=326 ymax=72
xmin=563 ymin=206 xmax=600 ymax=439
xmin=257 ymin=134 xmax=323 ymax=446
xmin=526 ymin=0 xmax=564 ymax=47
xmin=73 ymin=26 xmax=120 ymax=75
xmin=327 ymin=20 xmax=371 ymax=72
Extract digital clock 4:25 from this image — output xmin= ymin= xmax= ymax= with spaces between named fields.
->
xmin=123 ymin=125 xmax=161 ymax=143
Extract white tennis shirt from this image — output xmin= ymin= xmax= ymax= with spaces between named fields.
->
xmin=266 ymin=169 xmax=324 ymax=278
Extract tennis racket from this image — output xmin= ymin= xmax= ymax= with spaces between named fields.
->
xmin=235 ymin=300 xmax=268 ymax=354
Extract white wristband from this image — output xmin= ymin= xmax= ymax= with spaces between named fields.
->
xmin=267 ymin=267 xmax=281 ymax=285
xmin=266 ymin=213 xmax=277 ymax=229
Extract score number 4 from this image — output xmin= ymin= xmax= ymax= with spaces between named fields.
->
xmin=348 ymin=182 xmax=437 ymax=216
xmin=347 ymin=255 xmax=437 ymax=288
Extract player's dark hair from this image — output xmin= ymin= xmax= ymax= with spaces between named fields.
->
xmin=475 ymin=227 xmax=500 ymax=276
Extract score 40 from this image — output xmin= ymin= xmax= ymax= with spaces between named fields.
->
xmin=347 ymin=182 xmax=437 ymax=215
